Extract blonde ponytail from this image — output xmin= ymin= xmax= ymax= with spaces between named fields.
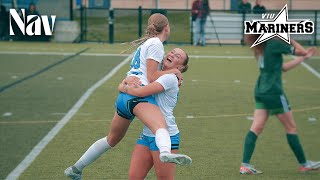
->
xmin=181 ymin=51 xmax=189 ymax=73
xmin=120 ymin=13 xmax=168 ymax=54
xmin=119 ymin=37 xmax=149 ymax=54
xmin=181 ymin=64 xmax=189 ymax=73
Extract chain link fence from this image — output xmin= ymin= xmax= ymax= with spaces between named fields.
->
xmin=76 ymin=7 xmax=320 ymax=45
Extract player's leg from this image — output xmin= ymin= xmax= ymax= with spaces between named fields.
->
xmin=128 ymin=143 xmax=153 ymax=180
xmin=107 ymin=111 xmax=132 ymax=147
xmin=151 ymin=133 xmax=180 ymax=180
xmin=152 ymin=150 xmax=177 ymax=180
xmin=76 ymin=112 xmax=131 ymax=169
xmin=193 ymin=18 xmax=200 ymax=45
xmin=250 ymin=108 xmax=269 ymax=135
xmin=277 ymin=110 xmax=320 ymax=172
xmin=200 ymin=17 xmax=206 ymax=46
xmin=133 ymin=103 xmax=191 ymax=165
xmin=65 ymin=112 xmax=131 ymax=179
xmin=240 ymin=107 xmax=268 ymax=175
xmin=133 ymin=102 xmax=170 ymax=152
xmin=244 ymin=109 xmax=269 ymax=162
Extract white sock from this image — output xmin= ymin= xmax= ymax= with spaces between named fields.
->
xmin=155 ymin=128 xmax=171 ymax=154
xmin=74 ymin=137 xmax=112 ymax=171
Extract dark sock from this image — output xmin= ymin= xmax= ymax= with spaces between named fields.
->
xmin=242 ymin=131 xmax=258 ymax=164
xmin=286 ymin=133 xmax=307 ymax=164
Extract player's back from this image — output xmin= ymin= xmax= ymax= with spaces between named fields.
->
xmin=127 ymin=37 xmax=164 ymax=85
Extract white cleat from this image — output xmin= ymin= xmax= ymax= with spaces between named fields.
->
xmin=160 ymin=153 xmax=192 ymax=166
xmin=240 ymin=163 xmax=263 ymax=175
xmin=299 ymin=160 xmax=320 ymax=172
xmin=64 ymin=166 xmax=82 ymax=180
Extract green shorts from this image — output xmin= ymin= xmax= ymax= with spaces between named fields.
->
xmin=255 ymin=94 xmax=291 ymax=115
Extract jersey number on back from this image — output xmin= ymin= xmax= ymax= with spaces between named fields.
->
xmin=130 ymin=48 xmax=141 ymax=69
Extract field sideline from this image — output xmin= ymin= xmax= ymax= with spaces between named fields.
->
xmin=0 ymin=42 xmax=319 ymax=179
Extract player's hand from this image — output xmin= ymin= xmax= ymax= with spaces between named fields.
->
xmin=304 ymin=47 xmax=317 ymax=59
xmin=174 ymin=69 xmax=183 ymax=87
xmin=123 ymin=76 xmax=141 ymax=86
xmin=118 ymin=80 xmax=126 ymax=92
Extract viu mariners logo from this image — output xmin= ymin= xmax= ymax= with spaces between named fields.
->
xmin=9 ymin=9 xmax=56 ymax=36
xmin=244 ymin=4 xmax=314 ymax=48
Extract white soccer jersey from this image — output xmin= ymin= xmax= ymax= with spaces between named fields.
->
xmin=127 ymin=37 xmax=164 ymax=85
xmin=143 ymin=74 xmax=180 ymax=137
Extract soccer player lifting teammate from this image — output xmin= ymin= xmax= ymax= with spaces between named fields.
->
xmin=118 ymin=48 xmax=189 ymax=180
xmin=65 ymin=13 xmax=191 ymax=180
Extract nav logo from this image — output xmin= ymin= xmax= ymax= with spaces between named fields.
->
xmin=244 ymin=4 xmax=314 ymax=48
xmin=9 ymin=9 xmax=56 ymax=36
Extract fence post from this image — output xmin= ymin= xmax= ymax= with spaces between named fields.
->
xmin=70 ymin=0 xmax=73 ymax=21
xmin=241 ymin=13 xmax=246 ymax=45
xmin=138 ymin=6 xmax=142 ymax=37
xmin=80 ymin=5 xmax=83 ymax=42
xmin=315 ymin=11 xmax=318 ymax=46
xmin=190 ymin=13 xmax=193 ymax=45
xmin=109 ymin=8 xmax=114 ymax=43
xmin=84 ymin=6 xmax=87 ymax=41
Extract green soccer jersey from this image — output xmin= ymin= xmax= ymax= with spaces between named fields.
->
xmin=254 ymin=39 xmax=294 ymax=96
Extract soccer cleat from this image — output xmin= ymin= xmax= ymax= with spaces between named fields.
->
xmin=160 ymin=153 xmax=192 ymax=166
xmin=64 ymin=166 xmax=82 ymax=180
xmin=240 ymin=163 xmax=263 ymax=175
xmin=299 ymin=160 xmax=320 ymax=172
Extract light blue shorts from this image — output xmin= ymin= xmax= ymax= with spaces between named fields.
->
xmin=137 ymin=133 xmax=180 ymax=151
xmin=115 ymin=92 xmax=158 ymax=120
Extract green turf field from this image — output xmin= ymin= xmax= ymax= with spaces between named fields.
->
xmin=0 ymin=42 xmax=319 ymax=179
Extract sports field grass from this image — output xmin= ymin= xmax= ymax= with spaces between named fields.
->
xmin=0 ymin=42 xmax=319 ymax=179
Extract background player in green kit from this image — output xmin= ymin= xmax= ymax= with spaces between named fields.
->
xmin=239 ymin=34 xmax=320 ymax=175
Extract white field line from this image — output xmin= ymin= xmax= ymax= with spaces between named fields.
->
xmin=0 ymin=51 xmax=130 ymax=57
xmin=5 ymin=53 xmax=134 ymax=180
xmin=301 ymin=62 xmax=320 ymax=79
xmin=2 ymin=51 xmax=320 ymax=61
xmin=288 ymin=55 xmax=320 ymax=79
xmin=2 ymin=106 xmax=320 ymax=125
xmin=189 ymin=55 xmax=253 ymax=59
xmin=0 ymin=51 xmax=75 ymax=56
xmin=82 ymin=53 xmax=129 ymax=57
xmin=1 ymin=51 xmax=320 ymax=60
xmin=1 ymin=51 xmax=252 ymax=58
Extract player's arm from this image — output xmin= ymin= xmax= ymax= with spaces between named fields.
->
xmin=282 ymin=47 xmax=317 ymax=72
xmin=291 ymin=39 xmax=307 ymax=56
xmin=118 ymin=80 xmax=164 ymax=97
xmin=122 ymin=76 xmax=142 ymax=86
xmin=145 ymin=42 xmax=183 ymax=84
xmin=147 ymin=60 xmax=182 ymax=84
xmin=271 ymin=39 xmax=307 ymax=56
